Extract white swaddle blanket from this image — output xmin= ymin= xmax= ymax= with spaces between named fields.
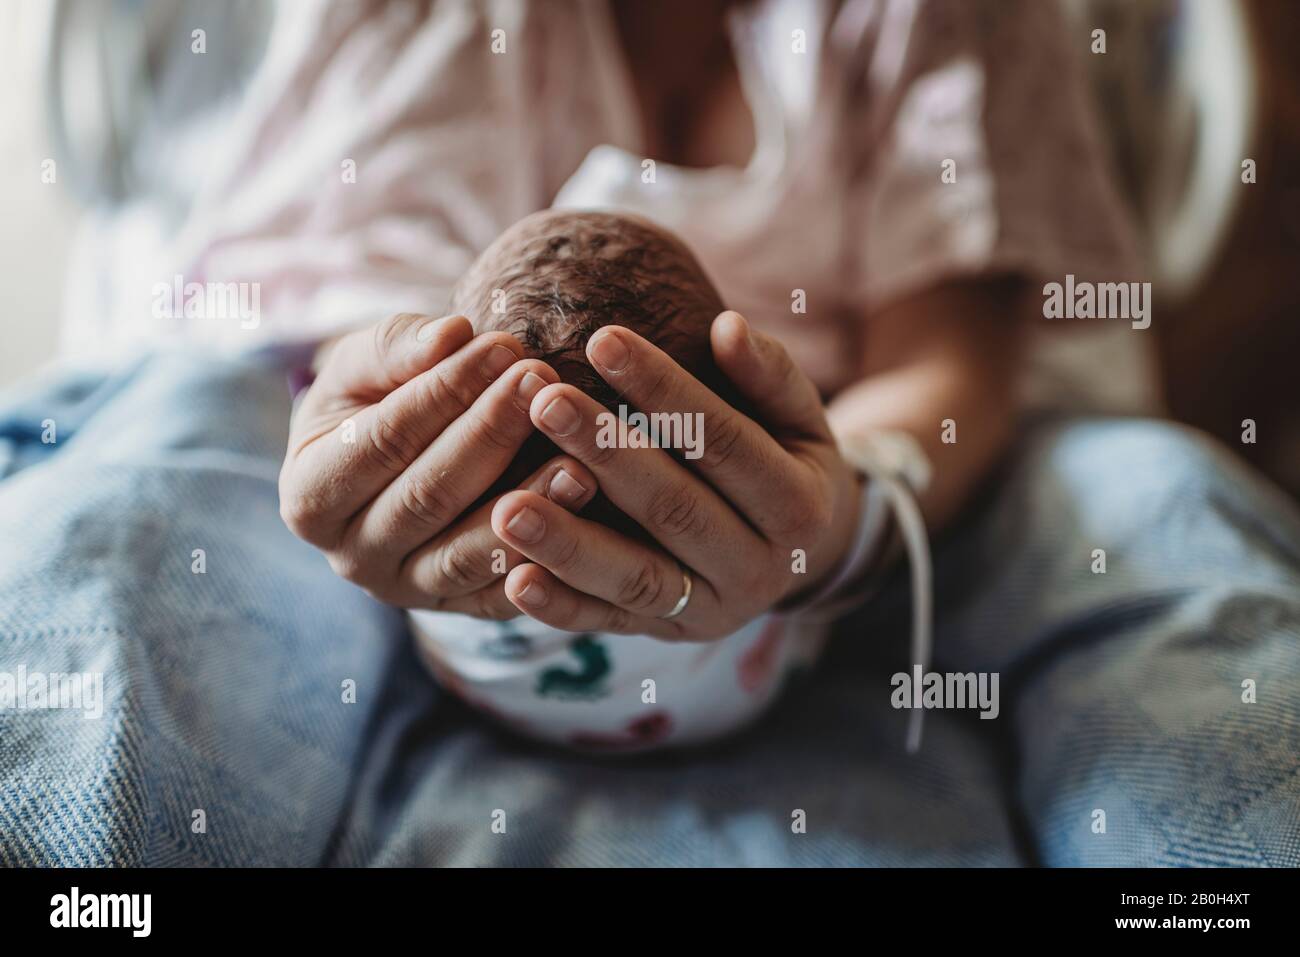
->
xmin=410 ymin=609 xmax=827 ymax=751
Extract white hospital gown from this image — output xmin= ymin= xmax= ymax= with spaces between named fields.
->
xmin=70 ymin=0 xmax=1147 ymax=406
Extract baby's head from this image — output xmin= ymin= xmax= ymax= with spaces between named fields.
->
xmin=452 ymin=210 xmax=734 ymax=503
xmin=452 ymin=209 xmax=725 ymax=405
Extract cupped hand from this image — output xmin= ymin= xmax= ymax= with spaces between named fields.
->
xmin=278 ymin=313 xmax=599 ymax=617
xmin=491 ymin=311 xmax=862 ymax=640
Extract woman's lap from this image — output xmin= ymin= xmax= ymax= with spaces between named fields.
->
xmin=0 ymin=354 xmax=408 ymax=865
xmin=0 ymin=355 xmax=1295 ymax=865
xmin=921 ymin=417 xmax=1300 ymax=865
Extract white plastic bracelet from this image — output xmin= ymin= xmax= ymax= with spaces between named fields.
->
xmin=835 ymin=430 xmax=934 ymax=754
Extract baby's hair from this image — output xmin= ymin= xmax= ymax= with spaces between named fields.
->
xmin=451 ymin=209 xmax=726 ymax=412
xmin=451 ymin=209 xmax=740 ymax=532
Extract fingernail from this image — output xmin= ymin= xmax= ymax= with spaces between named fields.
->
xmin=505 ymin=506 xmax=545 ymax=543
xmin=483 ymin=344 xmax=517 ymax=381
xmin=539 ymin=396 xmax=580 ymax=436
xmin=517 ymin=579 xmax=548 ymax=608
xmin=547 ymin=468 xmax=587 ymax=507
xmin=589 ymin=331 xmax=630 ymax=372
xmin=514 ymin=371 xmax=548 ymax=411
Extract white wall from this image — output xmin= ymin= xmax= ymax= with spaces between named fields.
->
xmin=0 ymin=0 xmax=81 ymax=386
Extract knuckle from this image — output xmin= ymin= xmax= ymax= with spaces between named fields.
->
xmin=778 ymin=487 xmax=831 ymax=541
xmin=658 ymin=618 xmax=691 ymax=641
xmin=582 ymin=430 xmax=620 ymax=468
xmin=326 ymin=550 xmax=368 ymax=586
xmin=700 ymin=415 xmax=745 ymax=472
xmin=365 ymin=413 xmax=422 ymax=475
xmin=434 ymin=542 xmax=485 ymax=594
xmin=468 ymin=409 xmax=520 ymax=455
xmin=638 ymin=365 xmax=676 ymax=409
xmin=390 ymin=312 xmax=425 ymax=329
xmin=809 ymin=494 xmax=834 ymax=537
xmin=423 ymin=362 xmax=479 ymax=417
xmin=374 ymin=314 xmax=415 ymax=366
xmin=549 ymin=532 xmax=583 ymax=573
xmin=769 ymin=504 xmax=814 ymax=542
xmin=278 ymin=490 xmax=312 ymax=537
xmin=361 ymin=581 xmax=403 ymax=607
xmin=604 ymin=605 xmax=634 ymax=633
xmin=399 ymin=472 xmax=457 ymax=529
xmin=762 ymin=468 xmax=829 ymax=540
xmin=616 ymin=561 xmax=666 ymax=613
xmin=539 ymin=600 xmax=574 ymax=628
xmin=472 ymin=587 xmax=515 ymax=621
xmin=646 ymin=484 xmax=711 ymax=542
xmin=279 ymin=489 xmax=328 ymax=544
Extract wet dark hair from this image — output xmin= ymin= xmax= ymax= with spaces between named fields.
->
xmin=451 ymin=209 xmax=725 ymax=409
xmin=451 ymin=210 xmax=737 ymax=525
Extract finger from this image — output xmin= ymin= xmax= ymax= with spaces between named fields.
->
xmin=709 ymin=311 xmax=831 ymax=441
xmin=401 ymin=456 xmax=599 ymax=600
xmin=492 ymin=490 xmax=704 ymax=619
xmin=318 ymin=313 xmax=472 ymax=403
xmin=346 ymin=358 xmax=557 ymax=562
xmin=286 ymin=314 xmax=473 ymax=463
xmin=416 ymin=579 xmax=520 ymax=619
xmin=284 ymin=329 xmax=527 ymax=545
xmin=586 ymin=322 xmax=816 ymax=539
xmin=504 ymin=564 xmax=684 ymax=639
xmin=529 ymin=382 xmax=761 ymax=578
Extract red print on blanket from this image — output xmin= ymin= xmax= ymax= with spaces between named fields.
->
xmin=569 ymin=711 xmax=674 ymax=752
xmin=737 ymin=618 xmax=788 ymax=694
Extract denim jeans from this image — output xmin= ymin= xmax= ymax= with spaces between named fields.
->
xmin=0 ymin=352 xmax=1296 ymax=866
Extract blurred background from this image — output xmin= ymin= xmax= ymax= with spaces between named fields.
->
xmin=2 ymin=0 xmax=1298 ymax=492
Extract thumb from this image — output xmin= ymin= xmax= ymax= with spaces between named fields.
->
xmin=321 ymin=313 xmax=475 ymax=401
xmin=710 ymin=311 xmax=830 ymax=440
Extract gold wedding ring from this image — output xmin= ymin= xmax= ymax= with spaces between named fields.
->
xmin=660 ymin=565 xmax=693 ymax=620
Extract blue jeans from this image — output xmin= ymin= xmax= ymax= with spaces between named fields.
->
xmin=1 ymin=353 xmax=1296 ymax=866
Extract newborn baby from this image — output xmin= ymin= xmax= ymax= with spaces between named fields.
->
xmin=408 ymin=210 xmax=827 ymax=751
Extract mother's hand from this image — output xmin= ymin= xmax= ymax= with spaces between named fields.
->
xmin=278 ymin=313 xmax=599 ymax=617
xmin=491 ymin=311 xmax=861 ymax=640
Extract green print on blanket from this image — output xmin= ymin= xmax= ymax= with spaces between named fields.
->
xmin=535 ymin=634 xmax=611 ymax=700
